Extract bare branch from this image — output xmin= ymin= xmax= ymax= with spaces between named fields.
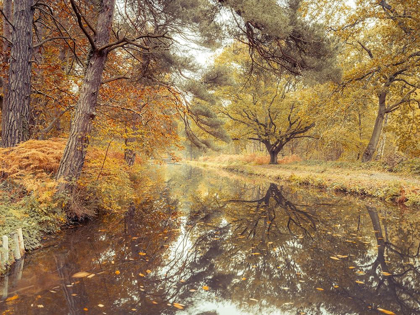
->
xmin=69 ymin=0 xmax=96 ymax=50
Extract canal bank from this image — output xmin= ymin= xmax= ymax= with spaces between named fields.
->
xmin=188 ymin=160 xmax=420 ymax=208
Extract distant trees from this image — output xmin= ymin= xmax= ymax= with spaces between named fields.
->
xmin=331 ymin=0 xmax=420 ymax=162
xmin=215 ymin=46 xmax=316 ymax=163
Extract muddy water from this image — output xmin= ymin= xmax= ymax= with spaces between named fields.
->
xmin=1 ymin=165 xmax=419 ymax=315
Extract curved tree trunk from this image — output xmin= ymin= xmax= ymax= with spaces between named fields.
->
xmin=1 ymin=0 xmax=33 ymax=147
xmin=56 ymin=0 xmax=115 ymax=193
xmin=362 ymin=91 xmax=387 ymax=162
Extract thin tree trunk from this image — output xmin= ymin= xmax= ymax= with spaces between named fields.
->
xmin=56 ymin=0 xmax=116 ymax=192
xmin=1 ymin=0 xmax=33 ymax=147
xmin=362 ymin=91 xmax=387 ymax=162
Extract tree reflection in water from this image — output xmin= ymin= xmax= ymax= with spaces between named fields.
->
xmin=1 ymin=166 xmax=419 ymax=315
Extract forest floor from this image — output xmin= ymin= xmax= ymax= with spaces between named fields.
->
xmin=188 ymin=157 xmax=420 ymax=208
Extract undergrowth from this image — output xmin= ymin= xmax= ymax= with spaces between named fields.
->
xmin=0 ymin=139 xmax=149 ymax=270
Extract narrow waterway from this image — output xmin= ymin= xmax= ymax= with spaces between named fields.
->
xmin=1 ymin=165 xmax=419 ymax=315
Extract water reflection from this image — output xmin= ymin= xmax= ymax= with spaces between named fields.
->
xmin=1 ymin=165 xmax=419 ymax=315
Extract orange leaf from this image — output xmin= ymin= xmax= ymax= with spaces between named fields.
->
xmin=173 ymin=303 xmax=184 ymax=310
xmin=377 ymin=308 xmax=396 ymax=315
xmin=6 ymin=295 xmax=19 ymax=302
xmin=202 ymin=285 xmax=210 ymax=291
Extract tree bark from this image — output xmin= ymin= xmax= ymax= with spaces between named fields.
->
xmin=362 ymin=91 xmax=387 ymax=162
xmin=56 ymin=0 xmax=116 ymax=191
xmin=1 ymin=0 xmax=33 ymax=147
xmin=269 ymin=150 xmax=278 ymax=164
xmin=1 ymin=0 xmax=12 ymax=113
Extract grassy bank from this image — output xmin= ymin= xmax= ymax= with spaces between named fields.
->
xmin=189 ymin=155 xmax=420 ymax=208
xmin=0 ymin=139 xmax=148 ymax=274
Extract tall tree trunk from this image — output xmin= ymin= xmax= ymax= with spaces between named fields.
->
xmin=56 ymin=0 xmax=115 ymax=192
xmin=1 ymin=0 xmax=12 ymax=113
xmin=362 ymin=91 xmax=387 ymax=162
xmin=1 ymin=0 xmax=33 ymax=147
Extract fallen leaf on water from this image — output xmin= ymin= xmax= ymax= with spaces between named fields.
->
xmin=87 ymin=274 xmax=95 ymax=278
xmin=355 ymin=281 xmax=364 ymax=284
xmin=139 ymin=252 xmax=147 ymax=256
xmin=173 ymin=303 xmax=184 ymax=310
xmin=6 ymin=295 xmax=19 ymax=302
xmin=382 ymin=272 xmax=392 ymax=276
xmin=146 ymin=270 xmax=152 ymax=274
xmin=377 ymin=308 xmax=396 ymax=315
xmin=139 ymin=273 xmax=145 ymax=277
xmin=115 ymin=270 xmax=120 ymax=275
xmin=316 ymin=288 xmax=324 ymax=291
xmin=333 ymin=285 xmax=339 ymax=288
xmin=356 ymin=271 xmax=365 ymax=275
xmin=152 ymin=301 xmax=158 ymax=305
xmin=72 ymin=271 xmax=91 ymax=278
xmin=202 ymin=286 xmax=210 ymax=291
xmin=83 ymin=308 xmax=88 ymax=311
xmin=330 ymin=256 xmax=340 ymax=260
xmin=252 ymin=253 xmax=261 ymax=255
xmin=349 ymin=266 xmax=356 ymax=269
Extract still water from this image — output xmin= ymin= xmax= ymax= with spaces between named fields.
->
xmin=1 ymin=165 xmax=419 ymax=315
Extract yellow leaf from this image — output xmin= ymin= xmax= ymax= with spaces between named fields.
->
xmin=115 ymin=270 xmax=120 ymax=275
xmin=173 ymin=303 xmax=184 ymax=310
xmin=355 ymin=281 xmax=364 ymax=284
xmin=349 ymin=266 xmax=356 ymax=269
xmin=152 ymin=301 xmax=158 ymax=305
xmin=202 ymin=286 xmax=210 ymax=291
xmin=139 ymin=252 xmax=147 ymax=256
xmin=377 ymin=308 xmax=395 ymax=315
xmin=139 ymin=273 xmax=145 ymax=277
xmin=382 ymin=272 xmax=392 ymax=276
xmin=316 ymin=288 xmax=324 ymax=291
xmin=242 ymin=277 xmax=247 ymax=280
xmin=330 ymin=256 xmax=340 ymax=260
xmin=6 ymin=295 xmax=19 ymax=302
xmin=146 ymin=270 xmax=152 ymax=274
xmin=72 ymin=271 xmax=91 ymax=278
xmin=83 ymin=308 xmax=88 ymax=311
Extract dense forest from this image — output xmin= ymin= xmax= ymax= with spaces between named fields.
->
xmin=0 ymin=0 xmax=419 ymax=221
